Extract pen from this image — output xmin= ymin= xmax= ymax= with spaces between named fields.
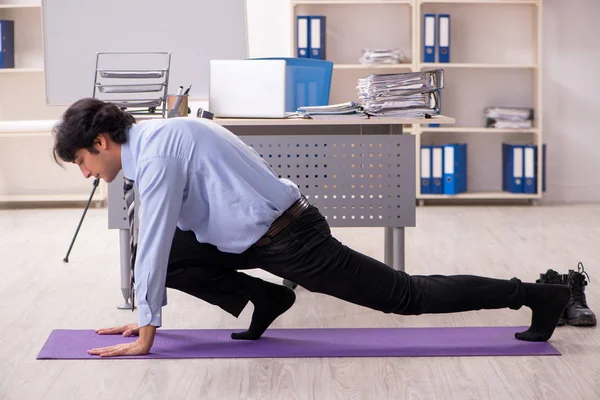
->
xmin=176 ymin=86 xmax=184 ymax=96
xmin=183 ymin=84 xmax=192 ymax=96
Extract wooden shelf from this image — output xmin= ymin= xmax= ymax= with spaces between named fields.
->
xmin=334 ymin=63 xmax=413 ymax=70
xmin=420 ymin=127 xmax=538 ymax=134
xmin=419 ymin=0 xmax=539 ymax=4
xmin=0 ymin=4 xmax=41 ymax=8
xmin=293 ymin=0 xmax=412 ymax=5
xmin=418 ymin=191 xmax=541 ymax=200
xmin=0 ymin=68 xmax=43 ymax=74
xmin=420 ymin=63 xmax=538 ymax=69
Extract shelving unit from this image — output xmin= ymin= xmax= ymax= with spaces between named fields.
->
xmin=290 ymin=0 xmax=543 ymax=203
xmin=0 ymin=1 xmax=103 ymax=206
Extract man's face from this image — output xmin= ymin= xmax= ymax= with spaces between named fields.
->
xmin=73 ymin=134 xmax=121 ymax=183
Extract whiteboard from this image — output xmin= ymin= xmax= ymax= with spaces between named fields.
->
xmin=41 ymin=0 xmax=248 ymax=105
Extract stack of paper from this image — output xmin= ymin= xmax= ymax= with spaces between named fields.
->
xmin=484 ymin=107 xmax=534 ymax=129
xmin=359 ymin=49 xmax=409 ymax=65
xmin=297 ymin=101 xmax=363 ymax=115
xmin=357 ymin=69 xmax=444 ymax=117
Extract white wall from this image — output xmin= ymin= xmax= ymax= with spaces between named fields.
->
xmin=245 ymin=0 xmax=600 ymax=204
xmin=542 ymin=0 xmax=600 ymax=203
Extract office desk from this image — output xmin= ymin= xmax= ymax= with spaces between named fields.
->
xmin=108 ymin=115 xmax=455 ymax=309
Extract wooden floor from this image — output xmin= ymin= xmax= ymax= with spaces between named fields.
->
xmin=1 ymin=204 xmax=599 ymax=399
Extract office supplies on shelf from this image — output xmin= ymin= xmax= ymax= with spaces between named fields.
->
xmin=359 ymin=49 xmax=409 ymax=65
xmin=443 ymin=143 xmax=467 ymax=195
xmin=423 ymin=14 xmax=436 ymax=63
xmin=485 ymin=106 xmax=534 ymax=129
xmin=296 ymin=16 xmax=309 ymax=58
xmin=420 ymin=145 xmax=432 ymax=194
xmin=438 ymin=14 xmax=450 ymax=63
xmin=92 ymin=52 xmax=171 ymax=118
xmin=0 ymin=20 xmax=15 ymax=69
xmin=502 ymin=143 xmax=524 ymax=193
xmin=309 ymin=16 xmax=326 ymax=59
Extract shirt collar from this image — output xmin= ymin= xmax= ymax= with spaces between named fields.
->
xmin=121 ymin=124 xmax=136 ymax=180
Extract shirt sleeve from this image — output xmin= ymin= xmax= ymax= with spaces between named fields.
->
xmin=134 ymin=156 xmax=186 ymax=328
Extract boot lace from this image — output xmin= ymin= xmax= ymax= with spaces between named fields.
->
xmin=572 ymin=262 xmax=590 ymax=307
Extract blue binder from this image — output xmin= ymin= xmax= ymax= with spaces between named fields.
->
xmin=438 ymin=14 xmax=450 ymax=63
xmin=0 ymin=20 xmax=15 ymax=69
xmin=420 ymin=145 xmax=432 ymax=194
xmin=423 ymin=14 xmax=436 ymax=63
xmin=296 ymin=16 xmax=310 ymax=58
xmin=308 ymin=16 xmax=326 ymax=60
xmin=542 ymin=144 xmax=546 ymax=192
xmin=523 ymin=145 xmax=536 ymax=194
xmin=431 ymin=145 xmax=444 ymax=194
xmin=502 ymin=144 xmax=524 ymax=193
xmin=443 ymin=143 xmax=467 ymax=195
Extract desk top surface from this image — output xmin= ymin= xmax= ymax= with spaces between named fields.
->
xmin=213 ymin=114 xmax=455 ymax=126
xmin=0 ymin=115 xmax=454 ymax=133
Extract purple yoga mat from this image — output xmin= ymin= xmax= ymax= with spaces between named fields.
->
xmin=36 ymin=326 xmax=560 ymax=360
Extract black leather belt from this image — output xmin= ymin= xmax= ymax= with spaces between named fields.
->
xmin=254 ymin=196 xmax=310 ymax=247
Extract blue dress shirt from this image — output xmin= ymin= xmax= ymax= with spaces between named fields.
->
xmin=120 ymin=117 xmax=301 ymax=328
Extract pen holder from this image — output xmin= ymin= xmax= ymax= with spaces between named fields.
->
xmin=167 ymin=94 xmax=189 ymax=118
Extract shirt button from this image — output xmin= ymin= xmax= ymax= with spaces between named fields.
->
xmin=156 ymin=313 xmax=160 ymax=317
xmin=147 ymin=313 xmax=151 ymax=318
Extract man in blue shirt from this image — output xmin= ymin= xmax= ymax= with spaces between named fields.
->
xmin=53 ymin=98 xmax=570 ymax=357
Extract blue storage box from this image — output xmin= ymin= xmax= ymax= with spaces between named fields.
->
xmin=252 ymin=57 xmax=333 ymax=112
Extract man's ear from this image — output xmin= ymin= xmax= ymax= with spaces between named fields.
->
xmin=95 ymin=133 xmax=109 ymax=150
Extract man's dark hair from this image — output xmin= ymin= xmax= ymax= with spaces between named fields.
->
xmin=53 ymin=97 xmax=135 ymax=165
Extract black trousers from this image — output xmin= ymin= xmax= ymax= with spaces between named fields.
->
xmin=166 ymin=204 xmax=526 ymax=318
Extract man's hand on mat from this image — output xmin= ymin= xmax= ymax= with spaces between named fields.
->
xmin=87 ymin=339 xmax=151 ymax=357
xmin=95 ymin=323 xmax=139 ymax=337
xmin=88 ymin=325 xmax=156 ymax=357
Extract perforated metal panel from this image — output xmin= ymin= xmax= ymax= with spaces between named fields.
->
xmin=241 ymin=134 xmax=415 ymax=228
xmin=108 ymin=134 xmax=416 ymax=229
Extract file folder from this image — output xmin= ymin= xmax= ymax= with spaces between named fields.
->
xmin=0 ymin=20 xmax=15 ymax=69
xmin=443 ymin=143 xmax=467 ymax=195
xmin=438 ymin=14 xmax=450 ymax=63
xmin=423 ymin=14 xmax=436 ymax=63
xmin=532 ymin=144 xmax=547 ymax=193
xmin=296 ymin=16 xmax=309 ymax=58
xmin=502 ymin=144 xmax=524 ymax=193
xmin=309 ymin=16 xmax=326 ymax=60
xmin=523 ymin=145 xmax=536 ymax=194
xmin=431 ymin=145 xmax=444 ymax=194
xmin=429 ymin=90 xmax=441 ymax=127
xmin=420 ymin=145 xmax=432 ymax=194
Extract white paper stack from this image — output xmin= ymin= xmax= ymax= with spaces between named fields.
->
xmin=359 ymin=48 xmax=409 ymax=65
xmin=357 ymin=69 xmax=444 ymax=117
xmin=484 ymin=107 xmax=534 ymax=129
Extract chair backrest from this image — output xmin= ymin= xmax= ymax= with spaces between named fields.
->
xmin=252 ymin=57 xmax=333 ymax=112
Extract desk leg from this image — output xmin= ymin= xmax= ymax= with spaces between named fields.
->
xmin=384 ymin=227 xmax=394 ymax=267
xmin=117 ymin=229 xmax=134 ymax=310
xmin=393 ymin=227 xmax=405 ymax=272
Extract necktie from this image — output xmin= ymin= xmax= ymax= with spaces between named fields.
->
xmin=123 ymin=177 xmax=137 ymax=311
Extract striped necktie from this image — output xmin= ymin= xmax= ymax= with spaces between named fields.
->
xmin=123 ymin=177 xmax=137 ymax=311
